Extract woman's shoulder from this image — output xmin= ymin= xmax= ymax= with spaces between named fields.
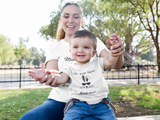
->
xmin=48 ymin=39 xmax=68 ymax=49
xmin=96 ymin=37 xmax=104 ymax=44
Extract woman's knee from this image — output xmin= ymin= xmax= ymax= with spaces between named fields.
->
xmin=20 ymin=99 xmax=65 ymax=120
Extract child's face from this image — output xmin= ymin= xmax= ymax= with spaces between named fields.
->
xmin=70 ymin=37 xmax=96 ymax=65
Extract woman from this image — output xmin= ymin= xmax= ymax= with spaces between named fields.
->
xmin=20 ymin=3 xmax=124 ymax=120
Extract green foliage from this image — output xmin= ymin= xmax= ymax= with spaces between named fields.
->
xmin=38 ymin=0 xmax=159 ymax=65
xmin=0 ymin=35 xmax=16 ymax=64
xmin=78 ymin=0 xmax=108 ymax=45
xmin=26 ymin=47 xmax=45 ymax=66
xmin=40 ymin=48 xmax=46 ymax=63
xmin=14 ymin=37 xmax=30 ymax=65
xmin=38 ymin=11 xmax=61 ymax=40
xmin=140 ymin=48 xmax=156 ymax=62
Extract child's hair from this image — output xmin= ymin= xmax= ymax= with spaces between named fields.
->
xmin=56 ymin=3 xmax=84 ymax=41
xmin=71 ymin=30 xmax=97 ymax=50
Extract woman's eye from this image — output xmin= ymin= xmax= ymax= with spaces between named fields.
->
xmin=64 ymin=16 xmax=69 ymax=18
xmin=74 ymin=16 xmax=79 ymax=19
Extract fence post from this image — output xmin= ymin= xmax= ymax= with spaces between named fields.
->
xmin=138 ymin=64 xmax=140 ymax=85
xmin=19 ymin=65 xmax=21 ymax=89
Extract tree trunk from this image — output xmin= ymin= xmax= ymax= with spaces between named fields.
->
xmin=157 ymin=50 xmax=160 ymax=73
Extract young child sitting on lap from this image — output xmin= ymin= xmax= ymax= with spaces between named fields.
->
xmin=29 ymin=30 xmax=118 ymax=120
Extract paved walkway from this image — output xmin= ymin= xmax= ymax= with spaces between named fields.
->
xmin=117 ymin=115 xmax=160 ymax=120
xmin=1 ymin=78 xmax=160 ymax=89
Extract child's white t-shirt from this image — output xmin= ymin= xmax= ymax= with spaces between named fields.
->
xmin=62 ymin=57 xmax=109 ymax=104
xmin=45 ymin=38 xmax=108 ymax=102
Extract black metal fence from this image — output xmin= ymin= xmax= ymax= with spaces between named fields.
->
xmin=0 ymin=64 xmax=160 ymax=88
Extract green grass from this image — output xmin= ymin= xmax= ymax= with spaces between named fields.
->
xmin=0 ymin=85 xmax=160 ymax=120
xmin=109 ymin=85 xmax=160 ymax=116
xmin=0 ymin=88 xmax=51 ymax=120
xmin=109 ymin=85 xmax=160 ymax=108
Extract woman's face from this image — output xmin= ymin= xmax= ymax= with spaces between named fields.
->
xmin=60 ymin=5 xmax=84 ymax=38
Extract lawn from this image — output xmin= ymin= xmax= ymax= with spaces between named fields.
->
xmin=0 ymin=85 xmax=160 ymax=120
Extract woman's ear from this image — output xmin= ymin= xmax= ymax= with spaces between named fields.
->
xmin=81 ymin=18 xmax=84 ymax=25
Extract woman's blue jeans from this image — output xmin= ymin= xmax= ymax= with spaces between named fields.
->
xmin=20 ymin=99 xmax=98 ymax=120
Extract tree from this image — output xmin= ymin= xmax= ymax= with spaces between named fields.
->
xmin=38 ymin=10 xmax=61 ymax=40
xmin=101 ymin=0 xmax=160 ymax=70
xmin=0 ymin=35 xmax=16 ymax=65
xmin=99 ymin=0 xmax=154 ymax=56
xmin=128 ymin=0 xmax=160 ymax=71
xmin=28 ymin=47 xmax=42 ymax=67
xmin=140 ymin=48 xmax=156 ymax=63
xmin=40 ymin=48 xmax=46 ymax=63
xmin=14 ymin=37 xmax=30 ymax=65
xmin=38 ymin=0 xmax=159 ymax=68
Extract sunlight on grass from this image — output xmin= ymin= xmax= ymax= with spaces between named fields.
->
xmin=109 ymin=85 xmax=160 ymax=110
xmin=0 ymin=88 xmax=52 ymax=119
xmin=0 ymin=89 xmax=27 ymax=100
xmin=120 ymin=90 xmax=129 ymax=96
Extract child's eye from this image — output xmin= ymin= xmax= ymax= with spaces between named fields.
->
xmin=84 ymin=47 xmax=89 ymax=49
xmin=74 ymin=46 xmax=78 ymax=48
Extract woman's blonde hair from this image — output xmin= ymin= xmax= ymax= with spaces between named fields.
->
xmin=56 ymin=3 xmax=83 ymax=41
xmin=56 ymin=20 xmax=65 ymax=41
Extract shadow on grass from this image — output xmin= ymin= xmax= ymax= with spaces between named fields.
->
xmin=108 ymin=85 xmax=160 ymax=117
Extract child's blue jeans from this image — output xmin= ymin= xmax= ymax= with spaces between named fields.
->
xmin=20 ymin=99 xmax=98 ymax=120
xmin=63 ymin=97 xmax=117 ymax=120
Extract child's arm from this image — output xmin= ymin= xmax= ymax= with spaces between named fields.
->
xmin=28 ymin=63 xmax=46 ymax=81
xmin=52 ymin=72 xmax=70 ymax=85
xmin=103 ymin=54 xmax=119 ymax=70
xmin=28 ymin=63 xmax=69 ymax=84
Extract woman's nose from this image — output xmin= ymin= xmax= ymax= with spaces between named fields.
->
xmin=68 ymin=16 xmax=73 ymax=23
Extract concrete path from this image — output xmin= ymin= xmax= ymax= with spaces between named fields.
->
xmin=117 ymin=115 xmax=160 ymax=120
xmin=0 ymin=78 xmax=160 ymax=89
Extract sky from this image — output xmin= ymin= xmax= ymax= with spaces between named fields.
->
xmin=0 ymin=0 xmax=61 ymax=52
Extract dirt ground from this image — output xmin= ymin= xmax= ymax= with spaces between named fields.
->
xmin=114 ymin=99 xmax=158 ymax=117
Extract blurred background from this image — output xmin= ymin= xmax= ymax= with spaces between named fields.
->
xmin=0 ymin=0 xmax=159 ymax=68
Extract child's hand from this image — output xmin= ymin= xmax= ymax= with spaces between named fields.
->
xmin=107 ymin=33 xmax=119 ymax=46
xmin=28 ymin=63 xmax=46 ymax=81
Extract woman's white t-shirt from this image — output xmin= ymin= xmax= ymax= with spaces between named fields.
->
xmin=45 ymin=38 xmax=108 ymax=103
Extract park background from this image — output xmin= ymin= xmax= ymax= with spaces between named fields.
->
xmin=0 ymin=0 xmax=159 ymax=69
xmin=0 ymin=0 xmax=160 ymax=119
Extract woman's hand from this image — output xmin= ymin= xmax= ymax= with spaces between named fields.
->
xmin=107 ymin=33 xmax=125 ymax=57
xmin=39 ymin=69 xmax=60 ymax=87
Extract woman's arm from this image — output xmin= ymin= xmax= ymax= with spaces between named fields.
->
xmin=99 ymin=34 xmax=124 ymax=70
xmin=46 ymin=59 xmax=58 ymax=71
